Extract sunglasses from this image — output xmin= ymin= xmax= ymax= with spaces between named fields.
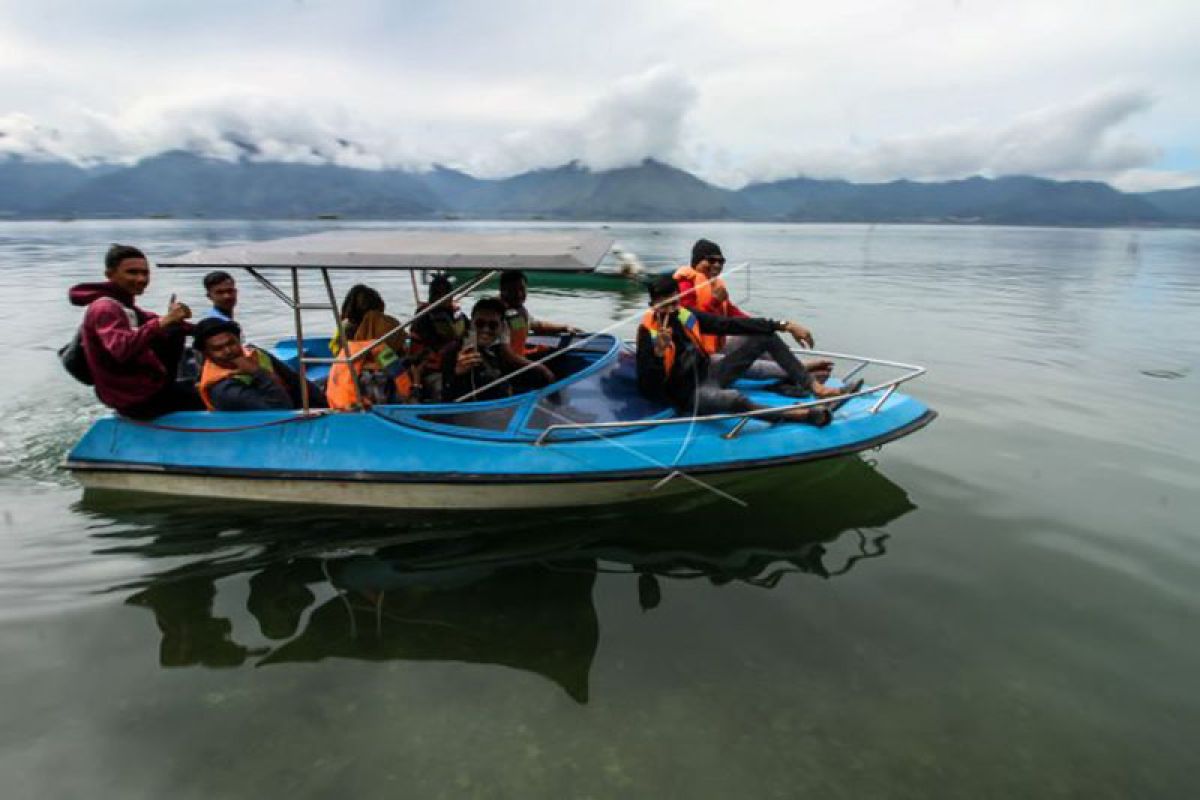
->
xmin=473 ymin=319 xmax=502 ymax=331
xmin=706 ymin=256 xmax=726 ymax=265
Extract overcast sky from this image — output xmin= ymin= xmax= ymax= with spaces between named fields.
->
xmin=1 ymin=0 xmax=1197 ymax=190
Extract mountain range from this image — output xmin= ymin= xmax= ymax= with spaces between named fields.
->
xmin=2 ymin=150 xmax=1198 ymax=225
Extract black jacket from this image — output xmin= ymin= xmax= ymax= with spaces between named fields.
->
xmin=207 ymin=351 xmax=328 ymax=411
xmin=636 ymin=310 xmax=778 ymax=408
xmin=441 ymin=341 xmax=513 ymax=402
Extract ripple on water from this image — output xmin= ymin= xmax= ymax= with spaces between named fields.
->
xmin=0 ymin=389 xmax=104 ymax=486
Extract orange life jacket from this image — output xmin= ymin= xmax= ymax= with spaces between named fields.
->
xmin=327 ymin=340 xmax=414 ymax=410
xmin=197 ymin=347 xmax=285 ymax=411
xmin=673 ymin=265 xmax=730 ymax=353
xmin=640 ymin=308 xmax=707 ymax=377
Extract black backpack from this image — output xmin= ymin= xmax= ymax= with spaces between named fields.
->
xmin=58 ymin=328 xmax=94 ymax=385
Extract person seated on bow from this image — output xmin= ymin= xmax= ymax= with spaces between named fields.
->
xmin=498 ymin=270 xmax=582 ymax=358
xmin=675 ymin=238 xmax=833 ymax=386
xmin=193 ymin=318 xmax=326 ymax=411
xmin=442 ymin=297 xmax=555 ymax=402
xmin=636 ymin=277 xmax=859 ymax=426
xmin=409 ymin=274 xmax=469 ymax=401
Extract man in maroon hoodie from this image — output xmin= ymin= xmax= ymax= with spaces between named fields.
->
xmin=69 ymin=244 xmax=201 ymax=419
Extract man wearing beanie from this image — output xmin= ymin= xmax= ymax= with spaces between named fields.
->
xmin=674 ymin=237 xmax=834 ymax=385
xmin=193 ymin=318 xmax=326 ymax=412
xmin=674 ymin=239 xmax=747 ymax=326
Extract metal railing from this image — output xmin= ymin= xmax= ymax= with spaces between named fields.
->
xmin=531 ymin=347 xmax=926 ymax=446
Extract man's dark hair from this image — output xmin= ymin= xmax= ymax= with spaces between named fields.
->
xmin=471 ymin=296 xmax=507 ymax=319
xmin=690 ymin=238 xmax=723 ymax=266
xmin=105 ymin=244 xmax=145 ymax=272
xmin=192 ymin=317 xmax=242 ymax=352
xmin=648 ymin=275 xmax=679 ymax=303
xmin=428 ymin=274 xmax=453 ymax=300
xmin=203 ymin=270 xmax=235 ymax=291
xmin=499 ymin=270 xmax=527 ymax=288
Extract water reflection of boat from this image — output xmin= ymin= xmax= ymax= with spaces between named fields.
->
xmin=88 ymin=457 xmax=914 ymax=702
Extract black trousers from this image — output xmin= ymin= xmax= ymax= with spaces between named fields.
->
xmin=121 ymin=381 xmax=203 ymax=420
xmin=711 ymin=333 xmax=813 ymax=390
xmin=121 ymin=329 xmax=204 ymax=419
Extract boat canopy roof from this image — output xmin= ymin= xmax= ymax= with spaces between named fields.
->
xmin=158 ymin=230 xmax=615 ymax=272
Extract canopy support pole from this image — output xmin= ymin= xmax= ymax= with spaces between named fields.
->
xmin=291 ymin=268 xmax=311 ymax=413
xmin=244 ymin=267 xmax=294 ymax=307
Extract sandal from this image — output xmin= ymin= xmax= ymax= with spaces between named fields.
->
xmin=827 ymin=379 xmax=865 ymax=413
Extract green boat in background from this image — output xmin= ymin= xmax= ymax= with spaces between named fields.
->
xmin=459 ymin=266 xmax=671 ymax=293
xmin=451 ymin=245 xmax=675 ymax=293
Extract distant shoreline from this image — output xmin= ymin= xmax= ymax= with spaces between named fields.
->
xmin=2 ymin=215 xmax=1197 ymax=231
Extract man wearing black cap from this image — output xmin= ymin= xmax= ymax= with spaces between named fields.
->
xmin=674 ymin=239 xmax=746 ymax=322
xmin=193 ymin=318 xmax=326 ymax=411
xmin=676 ymin=237 xmax=835 ymax=382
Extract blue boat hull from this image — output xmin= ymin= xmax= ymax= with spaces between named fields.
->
xmin=66 ymin=334 xmax=935 ymax=509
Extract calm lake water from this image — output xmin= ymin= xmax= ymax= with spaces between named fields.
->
xmin=0 ymin=220 xmax=1197 ymax=798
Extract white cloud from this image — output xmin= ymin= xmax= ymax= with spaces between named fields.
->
xmin=0 ymin=114 xmax=69 ymax=162
xmin=725 ymin=87 xmax=1162 ymax=187
xmin=1108 ymin=169 xmax=1200 ymax=193
xmin=474 ymin=65 xmax=699 ymax=176
xmin=2 ymin=95 xmax=444 ymax=170
xmin=0 ymin=65 xmax=701 ymax=178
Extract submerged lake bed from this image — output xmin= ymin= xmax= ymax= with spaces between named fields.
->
xmin=0 ymin=220 xmax=1197 ymax=798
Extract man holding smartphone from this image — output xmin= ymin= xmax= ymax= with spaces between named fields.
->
xmin=441 ymin=297 xmax=555 ymax=402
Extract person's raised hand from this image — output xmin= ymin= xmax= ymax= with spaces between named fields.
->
xmin=232 ymin=352 xmax=261 ymax=374
xmin=455 ymin=347 xmax=482 ymax=375
xmin=652 ymin=326 xmax=671 ymax=357
xmin=712 ymin=284 xmax=729 ymax=303
xmin=161 ymin=295 xmax=192 ymax=327
xmin=786 ymin=321 xmax=814 ymax=348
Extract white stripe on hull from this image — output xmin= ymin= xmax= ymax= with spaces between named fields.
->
xmin=72 ymin=469 xmax=732 ymax=509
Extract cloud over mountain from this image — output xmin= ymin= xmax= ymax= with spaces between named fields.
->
xmin=0 ymin=64 xmax=699 ymax=179
xmin=735 ymin=87 xmax=1162 ymax=187
xmin=0 ymin=76 xmax=1191 ymax=192
xmin=479 ymin=65 xmax=698 ymax=176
